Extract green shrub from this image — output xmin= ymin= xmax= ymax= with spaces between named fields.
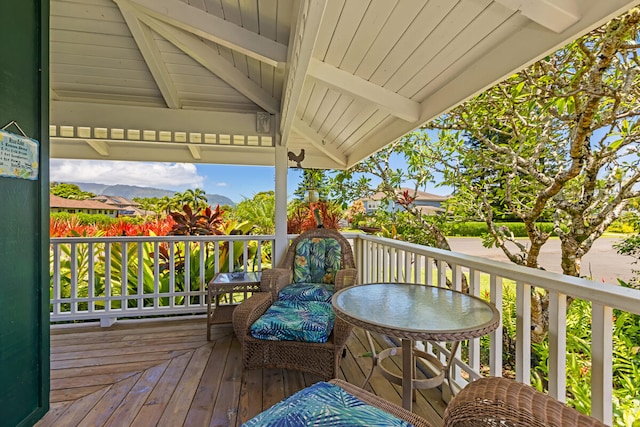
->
xmin=444 ymin=221 xmax=558 ymax=237
xmin=75 ymin=213 xmax=118 ymax=226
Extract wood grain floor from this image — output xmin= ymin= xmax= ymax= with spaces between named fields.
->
xmin=37 ymin=318 xmax=445 ymax=427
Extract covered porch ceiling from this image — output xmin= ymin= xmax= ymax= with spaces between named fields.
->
xmin=50 ymin=0 xmax=639 ymax=170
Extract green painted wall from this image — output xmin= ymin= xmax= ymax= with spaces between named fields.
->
xmin=0 ymin=1 xmax=49 ymax=426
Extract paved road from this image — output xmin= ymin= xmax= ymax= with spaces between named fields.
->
xmin=447 ymin=237 xmax=636 ymax=285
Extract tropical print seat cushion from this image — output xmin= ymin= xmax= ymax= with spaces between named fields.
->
xmin=250 ymin=300 xmax=335 ymax=343
xmin=241 ymin=381 xmax=415 ymax=427
xmin=278 ymin=282 xmax=335 ymax=303
xmin=293 ymin=237 xmax=342 ymax=285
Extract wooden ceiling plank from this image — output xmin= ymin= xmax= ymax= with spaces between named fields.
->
xmin=137 ymin=14 xmax=279 ymax=113
xmin=127 ymin=0 xmax=287 ymax=66
xmin=293 ymin=119 xmax=347 ymax=167
xmin=115 ymin=0 xmax=182 ymax=109
xmin=322 ymin=0 xmax=369 ymax=65
xmin=309 ymin=88 xmax=340 ymax=133
xmin=308 ymin=58 xmax=419 ymax=123
xmin=339 ymin=0 xmax=399 ymax=73
xmin=280 ymin=0 xmax=328 ymax=146
xmin=368 ymin=0 xmax=459 ymax=87
xmin=495 ymin=0 xmax=579 ymax=32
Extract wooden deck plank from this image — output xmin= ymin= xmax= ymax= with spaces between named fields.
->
xmin=77 ymin=374 xmax=141 ymax=426
xmin=156 ymin=345 xmax=213 ymax=427
xmin=209 ymin=337 xmax=243 ymax=427
xmin=183 ymin=335 xmax=232 ymax=426
xmin=103 ymin=361 xmax=170 ymax=426
xmin=130 ymin=352 xmax=193 ymax=427
xmin=44 ymin=318 xmax=445 ymax=427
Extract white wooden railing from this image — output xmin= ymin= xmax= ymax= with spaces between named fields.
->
xmin=50 ymin=235 xmax=273 ymax=326
xmin=50 ymin=233 xmax=640 ymax=425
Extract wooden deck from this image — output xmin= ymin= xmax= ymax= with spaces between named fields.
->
xmin=37 ymin=318 xmax=446 ymax=427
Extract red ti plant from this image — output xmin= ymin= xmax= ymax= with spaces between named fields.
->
xmin=168 ymin=205 xmax=225 ymax=236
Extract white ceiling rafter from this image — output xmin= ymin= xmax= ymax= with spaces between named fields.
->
xmin=115 ymin=0 xmax=181 ymax=109
xmin=280 ymin=0 xmax=328 ymax=146
xmin=293 ymin=118 xmax=347 ymax=167
xmin=135 ymin=13 xmax=280 ymax=114
xmin=308 ymin=58 xmax=420 ymax=123
xmin=86 ymin=140 xmax=110 ymax=157
xmin=494 ymin=0 xmax=579 ymax=33
xmin=123 ymin=0 xmax=287 ymax=67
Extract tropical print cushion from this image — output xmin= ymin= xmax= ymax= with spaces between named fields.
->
xmin=250 ymin=300 xmax=335 ymax=343
xmin=278 ymin=283 xmax=335 ymax=303
xmin=241 ymin=381 xmax=415 ymax=427
xmin=293 ymin=237 xmax=342 ymax=284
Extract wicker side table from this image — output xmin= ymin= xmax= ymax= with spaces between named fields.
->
xmin=207 ymin=271 xmax=261 ymax=341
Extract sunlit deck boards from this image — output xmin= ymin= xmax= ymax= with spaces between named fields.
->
xmin=38 ymin=318 xmax=445 ymax=427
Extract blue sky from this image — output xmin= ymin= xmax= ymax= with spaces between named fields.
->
xmin=49 ymin=157 xmax=451 ymax=204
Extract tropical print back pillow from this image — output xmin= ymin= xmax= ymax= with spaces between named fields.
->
xmin=241 ymin=381 xmax=415 ymax=426
xmin=292 ymin=238 xmax=342 ymax=284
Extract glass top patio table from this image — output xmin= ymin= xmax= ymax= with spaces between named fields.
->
xmin=332 ymin=283 xmax=500 ymax=341
xmin=332 ymin=283 xmax=500 ymax=412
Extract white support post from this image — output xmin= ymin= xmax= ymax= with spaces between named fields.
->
xmin=591 ymin=302 xmax=613 ymax=425
xmin=274 ymin=143 xmax=288 ymax=267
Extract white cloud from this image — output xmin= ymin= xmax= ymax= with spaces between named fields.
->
xmin=215 ymin=182 xmax=228 ymax=187
xmin=49 ymin=159 xmax=205 ymax=190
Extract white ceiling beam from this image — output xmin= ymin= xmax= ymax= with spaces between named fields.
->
xmin=137 ymin=14 xmax=280 ymax=114
xmin=188 ymin=144 xmax=201 ymax=160
xmin=86 ymin=140 xmax=110 ymax=157
xmin=123 ymin=0 xmax=287 ymax=67
xmin=52 ymin=100 xmax=261 ymax=136
xmin=280 ymin=0 xmax=328 ymax=146
xmin=293 ymin=119 xmax=347 ymax=167
xmin=495 ymin=0 xmax=579 ymax=33
xmin=115 ymin=0 xmax=181 ymax=109
xmin=308 ymin=58 xmax=420 ymax=123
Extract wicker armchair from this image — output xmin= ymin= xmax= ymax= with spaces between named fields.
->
xmin=444 ymin=377 xmax=607 ymax=427
xmin=232 ymin=228 xmax=358 ymax=380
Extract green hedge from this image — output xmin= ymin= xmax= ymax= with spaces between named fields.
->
xmin=444 ymin=222 xmax=558 ymax=237
xmin=51 ymin=212 xmax=118 ymax=226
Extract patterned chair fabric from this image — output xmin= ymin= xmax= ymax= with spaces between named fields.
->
xmin=277 ymin=282 xmax=335 ymax=303
xmin=249 ymin=300 xmax=335 ymax=343
xmin=241 ymin=381 xmax=415 ymax=427
xmin=292 ymin=237 xmax=342 ymax=285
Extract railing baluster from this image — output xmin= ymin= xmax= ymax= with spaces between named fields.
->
xmin=52 ymin=242 xmax=60 ymax=316
xmin=548 ymin=290 xmax=567 ymax=402
xmin=169 ymin=241 xmax=175 ymax=308
xmin=515 ymin=281 xmax=531 ymax=385
xmin=153 ymin=241 xmax=160 ymax=310
xmin=137 ymin=241 xmax=143 ymax=310
xmin=468 ymin=269 xmax=481 ymax=372
xmin=199 ymin=241 xmax=206 ymax=307
xmin=70 ymin=242 xmax=77 ymax=315
xmin=243 ymin=240 xmax=249 ymax=271
xmin=88 ymin=242 xmax=95 ymax=313
xmin=105 ymin=242 xmax=112 ymax=314
xmin=591 ymin=302 xmax=613 ymax=425
xmin=489 ymin=274 xmax=503 ymax=377
xmin=184 ymin=241 xmax=191 ymax=307
xmin=121 ymin=241 xmax=128 ymax=312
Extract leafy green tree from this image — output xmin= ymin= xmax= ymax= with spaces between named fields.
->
xmin=172 ymin=188 xmax=209 ymax=211
xmin=50 ymin=182 xmax=95 ymax=200
xmin=294 ymin=170 xmax=330 ymax=202
xmin=423 ymin=8 xmax=640 ymax=279
xmin=233 ymin=191 xmax=274 ymax=234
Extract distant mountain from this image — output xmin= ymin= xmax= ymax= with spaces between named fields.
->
xmin=72 ymin=182 xmax=235 ymax=207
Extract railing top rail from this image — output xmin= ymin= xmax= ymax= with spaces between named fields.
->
xmin=354 ymin=234 xmax=640 ymax=315
xmin=51 ymin=234 xmax=277 ymax=243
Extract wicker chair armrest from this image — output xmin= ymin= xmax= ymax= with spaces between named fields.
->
xmin=328 ymin=379 xmax=433 ymax=427
xmin=232 ymin=292 xmax=273 ymax=340
xmin=334 ymin=267 xmax=358 ymax=290
xmin=260 ymin=268 xmax=291 ymax=299
xmin=443 ymin=377 xmax=606 ymax=427
xmin=332 ymin=317 xmax=354 ymax=346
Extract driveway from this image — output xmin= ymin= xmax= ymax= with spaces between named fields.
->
xmin=447 ymin=236 xmax=636 ymax=285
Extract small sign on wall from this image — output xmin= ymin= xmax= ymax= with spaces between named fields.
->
xmin=0 ymin=129 xmax=39 ymax=180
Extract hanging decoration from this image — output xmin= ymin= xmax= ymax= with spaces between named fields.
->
xmin=0 ymin=121 xmax=39 ymax=181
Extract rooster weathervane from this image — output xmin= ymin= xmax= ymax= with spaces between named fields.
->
xmin=287 ymin=149 xmax=305 ymax=168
